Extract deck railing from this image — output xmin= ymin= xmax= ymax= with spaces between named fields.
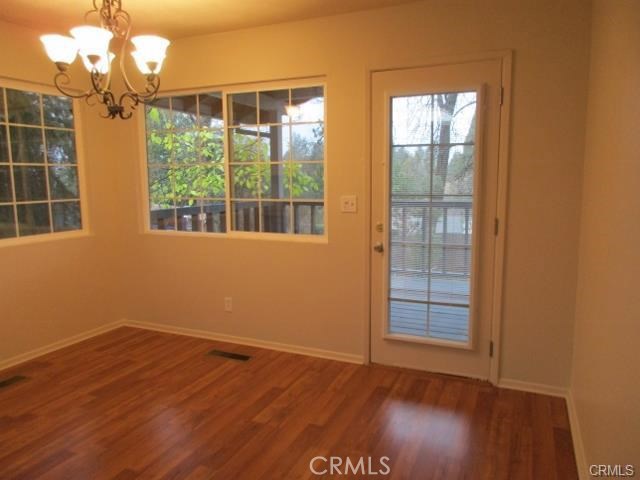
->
xmin=391 ymin=199 xmax=473 ymax=277
xmin=150 ymin=201 xmax=323 ymax=235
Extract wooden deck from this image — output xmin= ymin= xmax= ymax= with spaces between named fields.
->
xmin=390 ymin=301 xmax=469 ymax=342
xmin=0 ymin=327 xmax=578 ymax=479
xmin=390 ymin=273 xmax=470 ymax=342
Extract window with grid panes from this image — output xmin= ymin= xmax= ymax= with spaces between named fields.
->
xmin=144 ymin=85 xmax=325 ymax=236
xmin=145 ymin=93 xmax=226 ymax=232
xmin=0 ymin=87 xmax=82 ymax=240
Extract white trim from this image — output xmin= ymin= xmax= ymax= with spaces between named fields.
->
xmin=368 ymin=53 xmax=511 ymax=382
xmin=566 ymin=390 xmax=588 ymax=480
xmin=0 ymin=230 xmax=93 ymax=248
xmin=122 ymin=319 xmax=364 ymax=365
xmin=160 ymin=76 xmax=326 ymax=98
xmin=0 ymin=76 xmax=81 ymax=97
xmin=138 ymin=78 xmax=328 ymax=240
xmin=366 ymin=50 xmax=513 ymax=385
xmin=0 ymin=320 xmax=125 ymax=372
xmin=488 ymin=51 xmax=513 ymax=385
xmin=497 ymin=378 xmax=568 ymax=398
xmin=0 ymin=77 xmax=90 ymax=244
xmin=141 ymin=228 xmax=329 ymax=243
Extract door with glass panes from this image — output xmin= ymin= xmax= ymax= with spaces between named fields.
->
xmin=370 ymin=59 xmax=503 ymax=379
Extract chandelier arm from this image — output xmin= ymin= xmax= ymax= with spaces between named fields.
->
xmin=84 ymin=0 xmax=101 ymax=24
xmin=101 ymin=57 xmax=115 ymax=93
xmin=117 ymin=11 xmax=140 ymax=95
xmin=54 ymin=71 xmax=94 ymax=100
xmin=104 ymin=90 xmax=117 ymax=108
xmin=89 ymin=70 xmax=107 ymax=96
xmin=138 ymin=76 xmax=161 ymax=102
xmin=118 ymin=91 xmax=140 ymax=119
xmin=85 ymin=92 xmax=101 ymax=107
xmin=99 ymin=90 xmax=123 ymax=119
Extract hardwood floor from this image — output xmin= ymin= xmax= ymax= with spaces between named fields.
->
xmin=0 ymin=327 xmax=578 ymax=479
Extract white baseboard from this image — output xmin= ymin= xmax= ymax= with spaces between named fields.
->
xmin=0 ymin=320 xmax=126 ymax=372
xmin=497 ymin=378 xmax=568 ymax=397
xmin=0 ymin=318 xmax=363 ymax=372
xmin=122 ymin=319 xmax=365 ymax=365
xmin=566 ymin=390 xmax=588 ymax=480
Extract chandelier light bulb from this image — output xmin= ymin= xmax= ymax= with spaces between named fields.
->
xmin=40 ymin=35 xmax=78 ymax=65
xmin=285 ymin=104 xmax=301 ymax=118
xmin=131 ymin=51 xmax=155 ymax=75
xmin=131 ymin=35 xmax=170 ymax=74
xmin=70 ymin=26 xmax=113 ymax=60
xmin=80 ymin=51 xmax=115 ymax=74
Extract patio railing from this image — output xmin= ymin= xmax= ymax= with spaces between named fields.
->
xmin=390 ymin=199 xmax=473 ymax=277
xmin=151 ymin=201 xmax=323 ymax=235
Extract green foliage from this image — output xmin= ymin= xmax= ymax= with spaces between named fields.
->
xmin=146 ymin=106 xmax=324 ymax=207
xmin=286 ymin=163 xmax=323 ymax=198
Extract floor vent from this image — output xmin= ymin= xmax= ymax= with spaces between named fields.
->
xmin=0 ymin=375 xmax=27 ymax=390
xmin=208 ymin=349 xmax=251 ymax=362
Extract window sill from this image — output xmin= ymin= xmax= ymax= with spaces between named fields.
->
xmin=142 ymin=228 xmax=328 ymax=244
xmin=0 ymin=230 xmax=92 ymax=248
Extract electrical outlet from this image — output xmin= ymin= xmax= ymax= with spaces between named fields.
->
xmin=341 ymin=195 xmax=357 ymax=213
xmin=224 ymin=297 xmax=232 ymax=312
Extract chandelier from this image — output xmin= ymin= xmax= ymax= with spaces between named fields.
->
xmin=40 ymin=0 xmax=170 ymax=120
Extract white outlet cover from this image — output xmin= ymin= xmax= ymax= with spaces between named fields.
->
xmin=341 ymin=195 xmax=357 ymax=213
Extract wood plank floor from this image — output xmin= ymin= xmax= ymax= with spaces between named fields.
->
xmin=0 ymin=327 xmax=578 ymax=479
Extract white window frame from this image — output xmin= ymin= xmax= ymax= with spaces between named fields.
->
xmin=0 ymin=77 xmax=89 ymax=248
xmin=138 ymin=77 xmax=328 ymax=243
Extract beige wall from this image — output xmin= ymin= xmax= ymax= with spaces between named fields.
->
xmin=0 ymin=21 xmax=127 ymax=361
xmin=119 ymin=0 xmax=591 ymax=386
xmin=4 ymin=0 xmax=638 ymax=466
xmin=572 ymin=0 xmax=640 ymax=469
xmin=1 ymin=1 xmax=592 ymax=389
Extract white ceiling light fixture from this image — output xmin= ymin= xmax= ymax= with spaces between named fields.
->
xmin=40 ymin=0 xmax=170 ymax=120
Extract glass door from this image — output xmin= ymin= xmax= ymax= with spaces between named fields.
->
xmin=370 ymin=59 xmax=503 ymax=379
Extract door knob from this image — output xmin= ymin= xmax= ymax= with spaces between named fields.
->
xmin=373 ymin=242 xmax=384 ymax=253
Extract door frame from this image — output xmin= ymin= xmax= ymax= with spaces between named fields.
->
xmin=363 ymin=50 xmax=513 ymax=385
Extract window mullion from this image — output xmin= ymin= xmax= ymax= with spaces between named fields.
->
xmin=3 ymin=89 xmax=20 ymax=238
xmin=256 ymin=92 xmax=263 ymax=233
xmin=169 ymin=98 xmax=178 ymax=231
xmin=222 ymin=91 xmax=232 ymax=233
xmin=40 ymin=93 xmax=55 ymax=233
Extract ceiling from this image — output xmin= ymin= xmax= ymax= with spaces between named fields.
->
xmin=0 ymin=0 xmax=419 ymax=39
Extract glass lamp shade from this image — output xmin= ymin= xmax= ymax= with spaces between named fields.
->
xmin=70 ymin=26 xmax=113 ymax=59
xmin=131 ymin=35 xmax=170 ymax=74
xmin=80 ymin=51 xmax=115 ymax=74
xmin=131 ymin=50 xmax=167 ymax=75
xmin=40 ymin=35 xmax=78 ymax=64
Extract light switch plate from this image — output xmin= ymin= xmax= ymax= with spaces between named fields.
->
xmin=341 ymin=195 xmax=357 ymax=213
